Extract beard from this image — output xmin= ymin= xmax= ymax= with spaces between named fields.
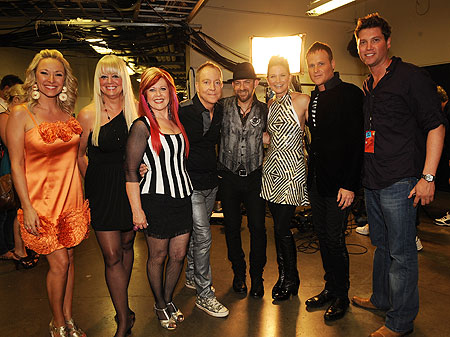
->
xmin=236 ymin=90 xmax=252 ymax=103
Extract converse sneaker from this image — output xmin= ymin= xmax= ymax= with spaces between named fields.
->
xmin=434 ymin=212 xmax=450 ymax=226
xmin=185 ymin=279 xmax=196 ymax=290
xmin=195 ymin=296 xmax=229 ymax=318
xmin=356 ymin=223 xmax=370 ymax=236
xmin=416 ymin=236 xmax=423 ymax=252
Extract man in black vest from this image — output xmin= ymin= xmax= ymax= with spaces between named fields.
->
xmin=304 ymin=42 xmax=364 ymax=321
xmin=218 ymin=62 xmax=268 ymax=297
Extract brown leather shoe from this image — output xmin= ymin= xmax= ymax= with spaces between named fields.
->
xmin=351 ymin=296 xmax=378 ymax=309
xmin=370 ymin=325 xmax=413 ymax=337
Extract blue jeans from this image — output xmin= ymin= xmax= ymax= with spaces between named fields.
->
xmin=365 ymin=177 xmax=419 ymax=333
xmin=185 ymin=187 xmax=218 ymax=298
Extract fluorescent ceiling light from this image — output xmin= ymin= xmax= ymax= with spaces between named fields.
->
xmin=250 ymin=35 xmax=303 ymax=75
xmin=90 ymin=44 xmax=113 ymax=54
xmin=126 ymin=65 xmax=135 ymax=76
xmin=306 ymin=0 xmax=355 ymax=16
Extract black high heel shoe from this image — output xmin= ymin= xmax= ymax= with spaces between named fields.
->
xmin=13 ymin=252 xmax=39 ymax=270
xmin=114 ymin=309 xmax=135 ymax=335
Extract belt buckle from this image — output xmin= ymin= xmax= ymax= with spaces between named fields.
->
xmin=238 ymin=169 xmax=247 ymax=177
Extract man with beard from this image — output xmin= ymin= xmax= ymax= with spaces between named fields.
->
xmin=218 ymin=62 xmax=268 ymax=297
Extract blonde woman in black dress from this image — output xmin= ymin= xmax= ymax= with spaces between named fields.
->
xmin=77 ymin=55 xmax=138 ymax=337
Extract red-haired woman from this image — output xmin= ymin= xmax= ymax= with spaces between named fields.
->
xmin=125 ymin=68 xmax=192 ymax=331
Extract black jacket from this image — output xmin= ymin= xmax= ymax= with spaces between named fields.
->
xmin=179 ymin=94 xmax=223 ymax=190
xmin=307 ymin=73 xmax=364 ymax=197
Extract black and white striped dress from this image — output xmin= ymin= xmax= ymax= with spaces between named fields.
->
xmin=125 ymin=116 xmax=193 ymax=238
xmin=260 ymin=92 xmax=309 ymax=206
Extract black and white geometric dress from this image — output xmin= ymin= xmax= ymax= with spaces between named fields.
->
xmin=260 ymin=92 xmax=309 ymax=206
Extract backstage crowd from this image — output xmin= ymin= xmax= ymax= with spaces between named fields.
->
xmin=0 ymin=12 xmax=449 ymax=337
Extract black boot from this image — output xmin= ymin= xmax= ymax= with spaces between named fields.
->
xmin=273 ymin=234 xmax=300 ymax=301
xmin=250 ymin=276 xmax=264 ymax=298
xmin=272 ymin=234 xmax=285 ymax=298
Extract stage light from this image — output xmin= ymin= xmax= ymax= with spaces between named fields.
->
xmin=250 ymin=34 xmax=304 ymax=75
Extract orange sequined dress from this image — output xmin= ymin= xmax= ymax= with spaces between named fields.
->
xmin=17 ymin=107 xmax=90 ymax=255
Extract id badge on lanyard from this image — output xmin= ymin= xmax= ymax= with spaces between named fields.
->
xmin=365 ymin=130 xmax=375 ymax=153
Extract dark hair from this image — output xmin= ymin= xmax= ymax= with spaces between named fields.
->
xmin=306 ymin=42 xmax=333 ymax=61
xmin=354 ymin=12 xmax=392 ymax=41
xmin=0 ymin=74 xmax=23 ymax=90
xmin=267 ymin=56 xmax=290 ymax=75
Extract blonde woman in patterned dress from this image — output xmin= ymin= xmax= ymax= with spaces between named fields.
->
xmin=261 ymin=55 xmax=310 ymax=302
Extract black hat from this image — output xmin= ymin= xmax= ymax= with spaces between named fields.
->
xmin=232 ymin=62 xmax=260 ymax=81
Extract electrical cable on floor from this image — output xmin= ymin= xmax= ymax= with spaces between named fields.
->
xmin=290 ymin=204 xmax=369 ymax=256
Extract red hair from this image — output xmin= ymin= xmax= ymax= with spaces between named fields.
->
xmin=139 ymin=68 xmax=189 ymax=157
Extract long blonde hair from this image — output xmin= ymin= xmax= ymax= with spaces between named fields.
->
xmin=91 ymin=55 xmax=137 ymax=146
xmin=23 ymin=49 xmax=77 ymax=115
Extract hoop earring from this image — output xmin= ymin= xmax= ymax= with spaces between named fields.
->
xmin=31 ymin=83 xmax=40 ymax=100
xmin=58 ymin=86 xmax=68 ymax=102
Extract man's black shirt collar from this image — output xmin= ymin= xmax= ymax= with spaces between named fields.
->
xmin=193 ymin=93 xmax=209 ymax=113
xmin=312 ymin=72 xmax=342 ymax=95
xmin=366 ymin=56 xmax=401 ymax=91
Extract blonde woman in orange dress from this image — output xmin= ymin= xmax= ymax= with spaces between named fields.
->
xmin=7 ymin=49 xmax=90 ymax=337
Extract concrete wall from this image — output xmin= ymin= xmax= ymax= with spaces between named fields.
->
xmin=189 ymin=0 xmax=450 ymax=93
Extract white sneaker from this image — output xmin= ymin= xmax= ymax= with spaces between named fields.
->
xmin=195 ymin=296 xmax=229 ymax=318
xmin=416 ymin=236 xmax=423 ymax=252
xmin=434 ymin=212 xmax=450 ymax=226
xmin=356 ymin=223 xmax=370 ymax=236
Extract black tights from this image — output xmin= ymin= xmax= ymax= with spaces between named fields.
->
xmin=95 ymin=230 xmax=136 ymax=337
xmin=145 ymin=232 xmax=190 ymax=310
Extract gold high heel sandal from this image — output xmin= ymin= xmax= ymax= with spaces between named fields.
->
xmin=154 ymin=305 xmax=177 ymax=330
xmin=49 ymin=320 xmax=68 ymax=337
xmin=65 ymin=318 xmax=86 ymax=337
xmin=166 ymin=302 xmax=184 ymax=322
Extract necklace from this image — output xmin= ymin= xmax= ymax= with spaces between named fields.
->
xmin=104 ymin=107 xmax=111 ymax=120
xmin=239 ymin=105 xmax=251 ymax=117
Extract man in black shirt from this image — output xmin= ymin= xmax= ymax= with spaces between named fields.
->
xmin=351 ymin=13 xmax=445 ymax=337
xmin=304 ymin=42 xmax=364 ymax=321
xmin=179 ymin=61 xmax=229 ymax=318
xmin=218 ymin=62 xmax=268 ymax=297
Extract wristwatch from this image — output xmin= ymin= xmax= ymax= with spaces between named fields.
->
xmin=421 ymin=174 xmax=435 ymax=182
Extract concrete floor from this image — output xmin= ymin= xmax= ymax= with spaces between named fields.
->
xmin=1 ymin=191 xmax=449 ymax=337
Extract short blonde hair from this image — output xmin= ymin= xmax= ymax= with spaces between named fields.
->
xmin=91 ymin=55 xmax=138 ymax=146
xmin=196 ymin=61 xmax=223 ymax=82
xmin=267 ymin=56 xmax=290 ymax=75
xmin=23 ymin=49 xmax=77 ymax=115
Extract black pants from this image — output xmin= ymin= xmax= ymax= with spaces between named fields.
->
xmin=309 ymin=178 xmax=350 ymax=298
xmin=219 ymin=169 xmax=267 ymax=279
